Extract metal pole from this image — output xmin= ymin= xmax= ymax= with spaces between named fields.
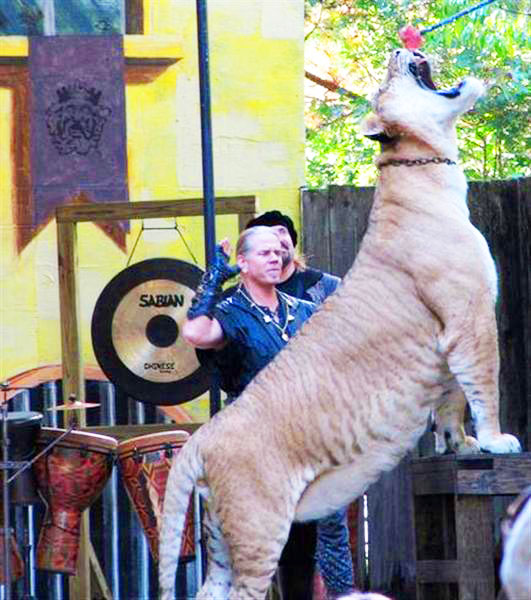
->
xmin=1 ymin=401 xmax=11 ymax=600
xmin=196 ymin=0 xmax=221 ymax=418
xmin=100 ymin=383 xmax=120 ymax=600
xmin=12 ymin=392 xmax=35 ymax=600
xmin=195 ymin=7 xmax=217 ymax=586
xmin=128 ymin=398 xmax=149 ymax=599
xmin=42 ymin=382 xmax=63 ymax=600
xmin=193 ymin=489 xmax=203 ymax=591
xmin=196 ymin=0 xmax=216 ymax=266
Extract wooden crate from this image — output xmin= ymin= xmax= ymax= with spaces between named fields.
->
xmin=411 ymin=453 xmax=531 ymax=600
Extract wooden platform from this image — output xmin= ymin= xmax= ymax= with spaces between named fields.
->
xmin=411 ymin=452 xmax=531 ymax=600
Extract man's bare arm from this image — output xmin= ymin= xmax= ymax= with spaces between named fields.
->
xmin=182 ymin=316 xmax=225 ymax=350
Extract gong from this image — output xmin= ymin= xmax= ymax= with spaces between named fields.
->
xmin=91 ymin=258 xmax=210 ymax=405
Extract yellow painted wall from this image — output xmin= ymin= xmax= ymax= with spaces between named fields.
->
xmin=0 ymin=0 xmax=304 ymax=418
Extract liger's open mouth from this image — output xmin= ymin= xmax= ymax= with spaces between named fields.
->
xmin=409 ymin=52 xmax=464 ymax=98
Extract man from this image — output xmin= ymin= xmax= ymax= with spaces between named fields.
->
xmin=183 ymin=227 xmax=315 ymax=400
xmin=245 ymin=210 xmax=341 ymax=304
xmin=243 ymin=211 xmax=353 ymax=600
xmin=183 ymin=228 xmax=318 ymax=600
xmin=221 ymin=210 xmax=339 ymax=309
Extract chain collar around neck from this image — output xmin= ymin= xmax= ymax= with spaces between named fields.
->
xmin=378 ymin=156 xmax=457 ymax=169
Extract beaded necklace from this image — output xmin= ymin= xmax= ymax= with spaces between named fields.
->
xmin=238 ymin=286 xmax=293 ymax=342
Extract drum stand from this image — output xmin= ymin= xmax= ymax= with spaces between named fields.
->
xmin=0 ymin=383 xmax=79 ymax=600
xmin=1 ymin=398 xmax=13 ymax=600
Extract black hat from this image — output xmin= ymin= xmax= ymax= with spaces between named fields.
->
xmin=245 ymin=210 xmax=298 ymax=247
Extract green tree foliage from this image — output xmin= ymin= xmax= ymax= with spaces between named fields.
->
xmin=305 ymin=0 xmax=530 ymax=186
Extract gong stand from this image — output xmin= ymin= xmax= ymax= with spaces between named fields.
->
xmin=0 ymin=383 xmax=79 ymax=600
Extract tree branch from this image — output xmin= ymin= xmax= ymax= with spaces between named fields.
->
xmin=305 ymin=70 xmax=362 ymax=102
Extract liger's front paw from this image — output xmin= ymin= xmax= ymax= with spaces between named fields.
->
xmin=455 ymin=435 xmax=481 ymax=455
xmin=436 ymin=432 xmax=481 ymax=455
xmin=479 ymin=433 xmax=521 ymax=454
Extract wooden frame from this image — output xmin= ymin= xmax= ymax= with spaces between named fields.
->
xmin=56 ymin=196 xmax=257 ymax=408
xmin=56 ymin=196 xmax=256 ymax=599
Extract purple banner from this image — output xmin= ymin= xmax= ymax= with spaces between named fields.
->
xmin=29 ymin=35 xmax=128 ymax=228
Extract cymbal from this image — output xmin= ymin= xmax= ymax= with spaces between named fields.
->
xmin=48 ymin=401 xmax=100 ymax=411
xmin=0 ymin=381 xmax=31 ymax=391
xmin=91 ymin=258 xmax=211 ymax=406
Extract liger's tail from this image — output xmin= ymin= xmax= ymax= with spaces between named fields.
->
xmin=159 ymin=433 xmax=203 ymax=600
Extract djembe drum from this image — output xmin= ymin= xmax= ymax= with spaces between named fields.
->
xmin=0 ymin=411 xmax=43 ymax=583
xmin=0 ymin=529 xmax=24 ymax=584
xmin=33 ymin=428 xmax=117 ymax=574
xmin=117 ymin=431 xmax=194 ymax=561
xmin=4 ymin=411 xmax=42 ymax=504
xmin=0 ymin=517 xmax=24 ymax=584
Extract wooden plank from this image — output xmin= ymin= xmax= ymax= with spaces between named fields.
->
xmin=350 ymin=186 xmax=374 ymax=261
xmin=69 ymin=512 xmax=91 ymax=600
xmin=455 ymin=495 xmax=495 ymax=600
xmin=57 ymin=223 xmax=90 ymax=600
xmin=411 ymin=456 xmax=457 ymax=495
xmin=416 ymin=560 xmax=459 ymax=583
xmin=57 ymin=222 xmax=85 ymax=405
xmin=328 ymin=185 xmax=373 ymax=278
xmin=412 ymin=470 xmax=457 ymax=496
xmin=238 ymin=211 xmax=257 ymax=232
xmin=89 ymin=542 xmax=113 ymax=600
xmin=301 ymin=188 xmax=332 ymax=273
xmin=411 ymin=454 xmax=531 ymax=496
xmin=516 ymin=178 xmax=531 ymax=452
xmin=366 ymin=455 xmax=417 ymax=598
xmin=456 ymin=455 xmax=531 ymax=495
xmin=328 ymin=185 xmax=358 ymax=277
xmin=56 ymin=196 xmax=257 ymax=223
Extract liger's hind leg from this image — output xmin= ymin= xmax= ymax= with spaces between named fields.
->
xmin=196 ymin=502 xmax=232 ymax=600
xmin=227 ymin=531 xmax=288 ymax=600
xmin=434 ymin=380 xmax=480 ymax=454
xmin=223 ymin=506 xmax=292 ymax=600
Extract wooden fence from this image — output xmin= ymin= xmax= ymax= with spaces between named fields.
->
xmin=301 ymin=177 xmax=530 ymax=598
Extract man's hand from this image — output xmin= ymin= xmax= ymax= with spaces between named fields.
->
xmin=187 ymin=240 xmax=240 ymax=321
xmin=213 ymin=241 xmax=240 ymax=281
xmin=219 ymin=238 xmax=232 ymax=257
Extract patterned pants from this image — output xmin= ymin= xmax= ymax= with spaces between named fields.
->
xmin=316 ymin=507 xmax=354 ymax=596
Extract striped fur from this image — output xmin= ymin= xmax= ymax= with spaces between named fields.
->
xmin=159 ymin=50 xmax=520 ymax=599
